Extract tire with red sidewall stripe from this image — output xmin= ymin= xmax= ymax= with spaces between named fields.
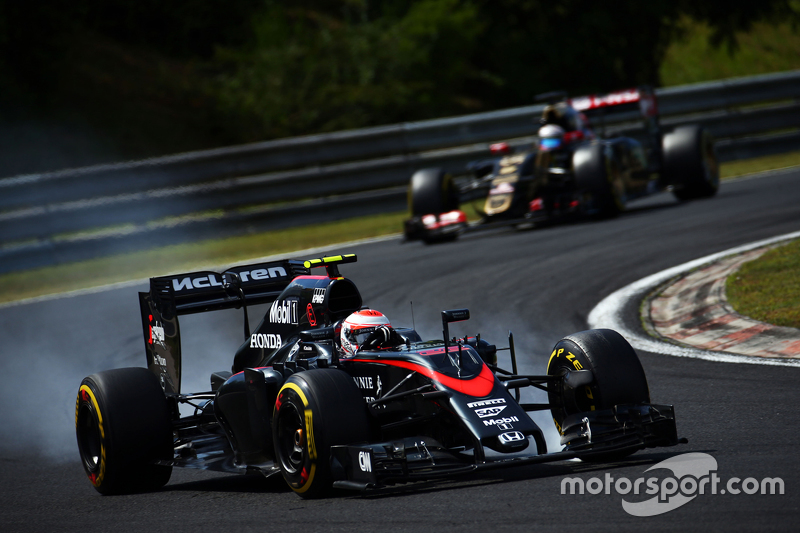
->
xmin=272 ymin=369 xmax=370 ymax=498
xmin=546 ymin=329 xmax=650 ymax=435
xmin=75 ymin=367 xmax=173 ymax=494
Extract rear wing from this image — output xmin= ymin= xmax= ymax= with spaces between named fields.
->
xmin=138 ymin=254 xmax=356 ymax=394
xmin=146 ymin=258 xmax=309 ymax=317
xmin=569 ymin=87 xmax=659 ymax=137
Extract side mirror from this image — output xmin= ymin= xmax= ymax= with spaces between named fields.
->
xmin=442 ymin=308 xmax=469 ymax=348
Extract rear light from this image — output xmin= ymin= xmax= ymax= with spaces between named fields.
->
xmin=529 ymin=198 xmax=544 ymax=211
xmin=490 ymin=142 xmax=511 ymax=154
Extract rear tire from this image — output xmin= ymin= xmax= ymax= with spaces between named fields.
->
xmin=75 ymin=368 xmax=173 ymax=494
xmin=573 ymin=143 xmax=625 ymax=217
xmin=663 ymin=125 xmax=719 ymax=200
xmin=272 ymin=369 xmax=371 ymax=498
xmin=409 ymin=168 xmax=459 ymax=216
xmin=546 ymin=329 xmax=649 ymax=448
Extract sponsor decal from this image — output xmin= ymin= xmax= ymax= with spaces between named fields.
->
xmin=148 ymin=314 xmax=166 ymax=348
xmin=570 ymin=89 xmax=640 ymax=112
xmin=353 ymin=376 xmax=384 ymax=405
xmin=467 ymin=398 xmax=506 ymax=408
xmin=250 ymin=333 xmax=282 ymax=349
xmin=353 ymin=376 xmax=374 ymax=390
xmin=560 ymin=452 xmax=785 ymax=517
xmin=307 ymin=303 xmax=317 ymax=326
xmin=475 ymin=406 xmax=506 ymax=418
xmin=172 ymin=266 xmax=287 ymax=292
xmin=489 ymin=182 xmax=516 ymax=196
xmin=498 ymin=431 xmax=525 ymax=445
xmin=483 ymin=416 xmax=519 ymax=430
xmin=358 ymin=451 xmax=372 ymax=472
xmin=153 ymin=353 xmax=167 ymax=368
xmin=312 ymin=288 xmax=326 ymax=304
xmin=269 ymin=299 xmax=298 ymax=325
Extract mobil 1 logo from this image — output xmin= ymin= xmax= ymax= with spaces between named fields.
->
xmin=270 ymin=299 xmax=298 ymax=325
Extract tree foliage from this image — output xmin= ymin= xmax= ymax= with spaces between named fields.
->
xmin=1 ymin=0 xmax=798 ymax=147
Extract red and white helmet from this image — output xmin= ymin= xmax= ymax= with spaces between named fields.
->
xmin=340 ymin=310 xmax=391 ymax=356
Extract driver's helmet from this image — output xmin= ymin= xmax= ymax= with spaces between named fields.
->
xmin=538 ymin=123 xmax=566 ymax=151
xmin=340 ymin=309 xmax=391 ymax=357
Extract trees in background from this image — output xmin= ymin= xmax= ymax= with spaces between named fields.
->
xmin=1 ymin=0 xmax=797 ymax=150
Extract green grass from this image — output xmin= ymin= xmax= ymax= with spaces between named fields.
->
xmin=726 ymin=240 xmax=800 ymax=328
xmin=720 ymin=150 xmax=800 ymax=179
xmin=0 ymin=211 xmax=407 ymax=304
xmin=0 ymin=154 xmax=798 ymax=306
xmin=660 ymin=17 xmax=800 ymax=86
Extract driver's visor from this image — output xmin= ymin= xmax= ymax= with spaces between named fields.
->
xmin=539 ymin=137 xmax=562 ymax=150
xmin=347 ymin=326 xmax=378 ymax=345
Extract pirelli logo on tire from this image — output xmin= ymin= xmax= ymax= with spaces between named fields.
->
xmin=304 ymin=408 xmax=317 ymax=460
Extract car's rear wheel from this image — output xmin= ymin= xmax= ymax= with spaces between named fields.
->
xmin=546 ymin=329 xmax=650 ymax=460
xmin=272 ymin=369 xmax=371 ymax=498
xmin=573 ymin=143 xmax=625 ymax=217
xmin=75 ymin=367 xmax=173 ymax=494
xmin=663 ymin=125 xmax=719 ymax=200
xmin=409 ymin=168 xmax=459 ymax=217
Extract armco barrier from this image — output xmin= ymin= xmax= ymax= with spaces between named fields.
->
xmin=1 ymin=70 xmax=799 ymax=273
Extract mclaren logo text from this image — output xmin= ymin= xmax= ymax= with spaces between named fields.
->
xmin=172 ymin=266 xmax=287 ymax=292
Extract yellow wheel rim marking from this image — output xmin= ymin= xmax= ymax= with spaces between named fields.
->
xmin=77 ymin=385 xmax=106 ymax=487
xmin=277 ymin=381 xmax=317 ymax=493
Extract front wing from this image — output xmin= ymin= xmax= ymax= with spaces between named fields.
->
xmin=331 ymin=403 xmax=682 ymax=491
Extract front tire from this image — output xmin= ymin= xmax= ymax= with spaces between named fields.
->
xmin=546 ymin=329 xmax=650 ymax=435
xmin=272 ymin=369 xmax=371 ymax=498
xmin=75 ymin=368 xmax=173 ymax=494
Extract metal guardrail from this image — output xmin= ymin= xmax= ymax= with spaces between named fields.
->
xmin=1 ymin=70 xmax=799 ymax=273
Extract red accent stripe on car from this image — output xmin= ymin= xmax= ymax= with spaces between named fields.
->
xmin=349 ymin=358 xmax=495 ymax=397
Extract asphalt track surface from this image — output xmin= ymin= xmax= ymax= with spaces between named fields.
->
xmin=2 ymin=168 xmax=799 ymax=532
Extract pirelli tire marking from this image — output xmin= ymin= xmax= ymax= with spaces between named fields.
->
xmin=275 ymin=382 xmax=317 ymax=493
xmin=76 ymin=384 xmax=107 ymax=487
xmin=547 ymin=347 xmax=596 ymax=434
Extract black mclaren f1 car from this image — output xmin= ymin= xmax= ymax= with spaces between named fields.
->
xmin=404 ymin=87 xmax=719 ymax=242
xmin=76 ymin=254 xmax=682 ymax=498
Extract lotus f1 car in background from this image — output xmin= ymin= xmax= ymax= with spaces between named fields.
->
xmin=76 ymin=254 xmax=683 ymax=498
xmin=404 ymin=87 xmax=720 ymax=242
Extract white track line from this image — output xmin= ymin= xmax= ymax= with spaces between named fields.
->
xmin=588 ymin=230 xmax=800 ymax=368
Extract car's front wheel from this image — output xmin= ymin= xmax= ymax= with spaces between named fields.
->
xmin=546 ymin=329 xmax=650 ymax=460
xmin=272 ymin=369 xmax=371 ymax=498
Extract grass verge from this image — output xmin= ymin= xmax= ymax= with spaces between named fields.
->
xmin=0 ymin=211 xmax=407 ymax=304
xmin=1 ymin=154 xmax=799 ymax=305
xmin=726 ymin=240 xmax=800 ymax=329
